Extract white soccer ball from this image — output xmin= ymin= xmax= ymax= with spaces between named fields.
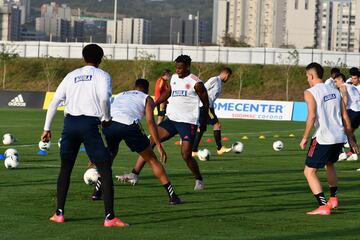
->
xmin=83 ymin=168 xmax=99 ymax=185
xmin=4 ymin=148 xmax=18 ymax=158
xmin=232 ymin=141 xmax=244 ymax=153
xmin=273 ymin=140 xmax=284 ymax=151
xmin=344 ymin=141 xmax=350 ymax=148
xmin=198 ymin=148 xmax=211 ymax=161
xmin=4 ymin=155 xmax=19 ymax=169
xmin=2 ymin=133 xmax=15 ymax=145
xmin=39 ymin=141 xmax=51 ymax=151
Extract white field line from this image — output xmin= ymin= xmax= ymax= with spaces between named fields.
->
xmin=0 ymin=144 xmax=37 ymax=149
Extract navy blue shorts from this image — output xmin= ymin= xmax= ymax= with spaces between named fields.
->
xmin=156 ymin=104 xmax=167 ymax=117
xmin=159 ymin=119 xmax=197 ymax=142
xmin=60 ymin=115 xmax=111 ymax=164
xmin=305 ymin=138 xmax=343 ymax=169
xmin=347 ymin=109 xmax=360 ymax=129
xmin=198 ymin=107 xmax=219 ymax=129
xmin=102 ymin=121 xmax=150 ymax=156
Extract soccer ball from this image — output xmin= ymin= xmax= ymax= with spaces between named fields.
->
xmin=83 ymin=168 xmax=99 ymax=185
xmin=4 ymin=155 xmax=19 ymax=169
xmin=273 ymin=140 xmax=284 ymax=151
xmin=198 ymin=148 xmax=211 ymax=161
xmin=39 ymin=141 xmax=51 ymax=151
xmin=2 ymin=133 xmax=15 ymax=145
xmin=232 ymin=141 xmax=244 ymax=153
xmin=4 ymin=148 xmax=18 ymax=158
xmin=344 ymin=141 xmax=350 ymax=148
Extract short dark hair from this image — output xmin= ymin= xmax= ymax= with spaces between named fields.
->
xmin=174 ymin=54 xmax=192 ymax=66
xmin=162 ymin=69 xmax=171 ymax=76
xmin=306 ymin=62 xmax=324 ymax=79
xmin=82 ymin=44 xmax=104 ymax=64
xmin=135 ymin=78 xmax=149 ymax=91
xmin=330 ymin=67 xmax=340 ymax=75
xmin=333 ymin=72 xmax=346 ymax=82
xmin=221 ymin=66 xmax=232 ymax=75
xmin=349 ymin=67 xmax=359 ymax=76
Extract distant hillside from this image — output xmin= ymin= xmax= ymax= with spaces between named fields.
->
xmin=0 ymin=57 xmax=335 ymax=101
xmin=30 ymin=0 xmax=213 ymax=44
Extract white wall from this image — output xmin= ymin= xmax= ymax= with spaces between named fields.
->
xmin=2 ymin=41 xmax=360 ymax=67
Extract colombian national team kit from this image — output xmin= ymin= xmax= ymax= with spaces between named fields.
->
xmin=11 ymin=44 xmax=358 ymax=231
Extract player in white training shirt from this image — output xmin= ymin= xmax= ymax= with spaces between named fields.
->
xmin=346 ymin=67 xmax=359 ymax=84
xmin=333 ymin=73 xmax=360 ymax=161
xmin=118 ymin=55 xmax=209 ymax=190
xmin=324 ymin=67 xmax=340 ymax=89
xmin=91 ymin=79 xmax=181 ymax=205
xmin=300 ymin=62 xmax=358 ymax=215
xmin=41 ymin=44 xmax=128 ymax=227
xmin=350 ymin=69 xmax=360 ymax=93
xmin=192 ymin=67 xmax=233 ymax=156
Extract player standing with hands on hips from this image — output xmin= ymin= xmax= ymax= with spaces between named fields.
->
xmin=40 ymin=44 xmax=128 ymax=227
xmin=300 ymin=62 xmax=358 ymax=215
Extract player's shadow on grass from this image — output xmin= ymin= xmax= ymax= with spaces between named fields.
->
xmin=256 ymin=226 xmax=360 ymax=240
xmin=0 ymin=178 xmax=55 ymax=187
xmin=127 ymin=202 xmax=312 ymax=226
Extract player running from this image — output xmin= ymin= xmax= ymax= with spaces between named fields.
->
xmin=41 ymin=44 xmax=128 ymax=227
xmin=300 ymin=62 xmax=358 ymax=215
xmin=91 ymin=79 xmax=181 ymax=205
xmin=154 ymin=69 xmax=171 ymax=124
xmin=118 ymin=54 xmax=209 ymax=190
xmin=333 ymin=73 xmax=360 ymax=161
xmin=192 ymin=67 xmax=233 ymax=157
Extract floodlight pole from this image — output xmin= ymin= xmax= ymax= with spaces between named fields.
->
xmin=114 ymin=0 xmax=118 ymax=44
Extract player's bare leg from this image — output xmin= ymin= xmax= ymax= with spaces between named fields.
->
xmin=116 ymin=126 xmax=172 ymax=184
xmin=137 ymin=146 xmax=181 ymax=204
xmin=213 ymin=122 xmax=231 ymax=155
xmin=304 ymin=166 xmax=330 ymax=215
xmin=181 ymin=140 xmax=204 ymax=190
xmin=325 ymin=163 xmax=338 ymax=209
xmin=138 ymin=146 xmax=170 ymax=184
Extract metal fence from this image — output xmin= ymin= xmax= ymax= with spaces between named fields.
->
xmin=1 ymin=41 xmax=360 ymax=67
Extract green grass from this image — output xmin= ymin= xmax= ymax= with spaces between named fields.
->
xmin=1 ymin=108 xmax=360 ymax=240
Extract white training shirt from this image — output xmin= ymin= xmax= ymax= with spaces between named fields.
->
xmin=166 ymin=73 xmax=202 ymax=125
xmin=343 ymin=83 xmax=360 ymax=112
xmin=44 ymin=66 xmax=112 ymax=131
xmin=324 ymin=77 xmax=336 ymax=89
xmin=355 ymin=84 xmax=360 ymax=93
xmin=307 ymin=83 xmax=346 ymax=144
xmin=205 ymin=76 xmax=222 ymax=108
xmin=111 ymin=90 xmax=148 ymax=125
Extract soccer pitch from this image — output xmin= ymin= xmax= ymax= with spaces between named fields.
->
xmin=1 ymin=108 xmax=360 ymax=240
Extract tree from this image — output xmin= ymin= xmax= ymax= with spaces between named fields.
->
xmin=134 ymin=50 xmax=156 ymax=79
xmin=277 ymin=50 xmax=299 ymax=101
xmin=41 ymin=56 xmax=61 ymax=92
xmin=193 ymin=62 xmax=216 ymax=79
xmin=0 ymin=44 xmax=18 ymax=89
xmin=221 ymin=33 xmax=250 ymax=48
